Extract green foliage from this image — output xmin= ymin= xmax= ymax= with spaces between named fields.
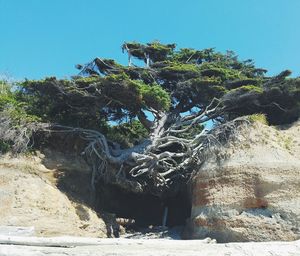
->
xmin=200 ymin=67 xmax=242 ymax=81
xmin=160 ymin=62 xmax=200 ymax=80
xmin=260 ymin=77 xmax=300 ymax=124
xmin=0 ymin=80 xmax=16 ymax=109
xmin=0 ymin=80 xmax=12 ymax=93
xmin=175 ymin=77 xmax=228 ymax=107
xmin=5 ymin=104 xmax=41 ymax=124
xmin=225 ymin=78 xmax=262 ymax=89
xmin=73 ymin=76 xmax=102 ymax=86
xmin=282 ymin=136 xmax=293 ymax=150
xmin=122 ymin=41 xmax=176 ymax=63
xmin=145 ymin=41 xmax=176 ymax=62
xmin=107 ymin=120 xmax=148 ymax=148
xmin=163 ymin=63 xmax=199 ymax=73
xmin=0 ymin=80 xmax=41 ymax=154
xmin=230 ymin=85 xmax=263 ymax=94
xmin=122 ymin=42 xmax=145 ymax=58
xmin=129 ymin=80 xmax=171 ymax=110
xmin=2 ymin=41 xmax=299 ymax=156
xmin=20 ymin=77 xmax=108 ymax=128
xmin=0 ymin=80 xmax=40 ymax=123
xmin=0 ymin=93 xmax=16 ymax=109
xmin=171 ymin=48 xmax=204 ymax=63
xmin=100 ymin=73 xmax=171 ymax=113
xmin=0 ymin=140 xmax=10 ymax=153
xmin=247 ymin=113 xmax=268 ymax=125
xmin=17 ymin=74 xmax=169 ymax=145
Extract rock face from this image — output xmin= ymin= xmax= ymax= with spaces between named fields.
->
xmin=184 ymin=120 xmax=300 ymax=242
xmin=0 ymin=154 xmax=107 ymax=237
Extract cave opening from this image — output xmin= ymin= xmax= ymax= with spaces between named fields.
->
xmin=95 ymin=181 xmax=191 ymax=228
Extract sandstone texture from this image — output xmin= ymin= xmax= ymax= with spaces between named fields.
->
xmin=185 ymin=120 xmax=300 ymax=242
xmin=0 ymin=153 xmax=107 ymax=237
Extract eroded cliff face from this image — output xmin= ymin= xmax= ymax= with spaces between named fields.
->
xmin=0 ymin=153 xmax=108 ymax=237
xmin=184 ymin=120 xmax=300 ymax=242
xmin=1 ymin=120 xmax=300 ymax=241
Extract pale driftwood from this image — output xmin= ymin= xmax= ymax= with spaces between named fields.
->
xmin=162 ymin=207 xmax=168 ymax=227
xmin=0 ymin=235 xmax=216 ymax=248
xmin=0 ymin=235 xmax=104 ymax=247
xmin=0 ymin=227 xmax=35 ymax=237
xmin=0 ymin=236 xmax=300 ymax=256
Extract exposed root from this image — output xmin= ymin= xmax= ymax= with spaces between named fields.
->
xmin=0 ymin=109 xmax=47 ymax=154
xmin=0 ymin=100 xmax=250 ymax=198
xmin=39 ymin=98 xmax=228 ymax=197
xmin=198 ymin=116 xmax=252 ymax=163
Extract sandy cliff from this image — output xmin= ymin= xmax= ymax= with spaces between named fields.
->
xmin=185 ymin=119 xmax=300 ymax=242
xmin=0 ymin=153 xmax=107 ymax=237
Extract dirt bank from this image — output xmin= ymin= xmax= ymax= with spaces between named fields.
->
xmin=186 ymin=119 xmax=300 ymax=242
xmin=0 ymin=153 xmax=108 ymax=237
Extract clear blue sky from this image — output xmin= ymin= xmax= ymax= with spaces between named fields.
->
xmin=0 ymin=0 xmax=300 ymax=80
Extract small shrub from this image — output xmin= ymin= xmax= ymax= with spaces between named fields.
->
xmin=248 ymin=113 xmax=268 ymax=125
xmin=283 ymin=136 xmax=293 ymax=150
xmin=0 ymin=140 xmax=11 ymax=153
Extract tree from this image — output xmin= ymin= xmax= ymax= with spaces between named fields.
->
xmin=5 ymin=41 xmax=300 ymax=197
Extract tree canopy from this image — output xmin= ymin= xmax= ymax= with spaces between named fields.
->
xmin=1 ymin=41 xmax=299 ymax=197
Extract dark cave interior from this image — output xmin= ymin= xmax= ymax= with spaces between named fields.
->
xmin=95 ymin=181 xmax=191 ymax=228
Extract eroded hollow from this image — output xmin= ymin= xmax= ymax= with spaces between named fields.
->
xmin=95 ymin=181 xmax=191 ymax=228
xmin=37 ymin=135 xmax=192 ymax=230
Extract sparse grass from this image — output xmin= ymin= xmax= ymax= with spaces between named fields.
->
xmin=275 ymin=133 xmax=294 ymax=151
xmin=247 ymin=114 xmax=268 ymax=125
xmin=283 ymin=136 xmax=293 ymax=150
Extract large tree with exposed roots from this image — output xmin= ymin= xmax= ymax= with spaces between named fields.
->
xmin=1 ymin=41 xmax=299 ymax=198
